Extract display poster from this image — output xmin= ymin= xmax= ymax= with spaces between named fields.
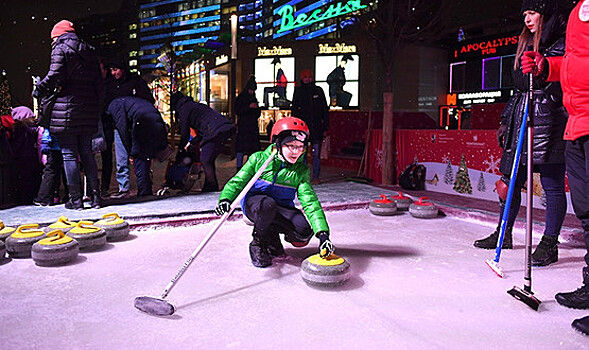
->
xmin=315 ymin=54 xmax=359 ymax=109
xmin=254 ymin=56 xmax=295 ymax=109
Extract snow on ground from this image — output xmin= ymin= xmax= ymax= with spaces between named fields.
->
xmin=1 ymin=208 xmax=588 ymax=349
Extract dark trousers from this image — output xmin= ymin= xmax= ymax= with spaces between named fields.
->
xmin=245 ymin=194 xmax=314 ymax=243
xmin=565 ymin=137 xmax=589 ymax=270
xmin=35 ymin=150 xmax=64 ymax=204
xmin=200 ymin=140 xmax=223 ymax=192
xmin=134 ymin=157 xmax=152 ymax=196
xmin=100 ymin=126 xmax=114 ymax=193
xmin=499 ymin=162 xmax=567 ymax=237
xmin=57 ymin=133 xmax=99 ymax=199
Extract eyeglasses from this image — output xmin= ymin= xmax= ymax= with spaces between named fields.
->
xmin=283 ymin=143 xmax=306 ymax=152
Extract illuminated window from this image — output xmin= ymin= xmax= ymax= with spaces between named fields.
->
xmin=315 ymin=54 xmax=359 ymax=109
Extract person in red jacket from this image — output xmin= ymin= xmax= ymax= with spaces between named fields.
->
xmin=522 ymin=0 xmax=589 ymax=335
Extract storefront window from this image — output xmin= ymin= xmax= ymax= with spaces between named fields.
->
xmin=501 ymin=55 xmax=515 ymax=89
xmin=482 ymin=57 xmax=500 ymax=90
xmin=315 ymin=54 xmax=359 ymax=109
xmin=210 ymin=66 xmax=229 ymax=115
xmin=450 ymin=62 xmax=466 ymax=93
xmin=254 ymin=56 xmax=295 ymax=109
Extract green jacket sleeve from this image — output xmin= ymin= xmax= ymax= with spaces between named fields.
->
xmin=218 ymin=151 xmax=263 ymax=203
xmin=297 ymin=168 xmax=330 ymax=234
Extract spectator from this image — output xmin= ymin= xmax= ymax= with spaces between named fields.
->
xmin=33 ymin=19 xmax=103 ymax=210
xmin=235 ymin=75 xmax=261 ymax=170
xmin=473 ymin=0 xmax=568 ymax=270
xmin=291 ymin=69 xmax=329 ymax=185
xmin=172 ymin=92 xmax=236 ymax=192
xmin=34 ymin=128 xmax=68 ymax=206
xmin=106 ymin=96 xmax=169 ymax=197
xmin=10 ymin=106 xmax=42 ymax=205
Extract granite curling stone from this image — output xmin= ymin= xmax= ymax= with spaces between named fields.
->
xmin=94 ymin=213 xmax=130 ymax=241
xmin=0 ymin=240 xmax=5 ymax=260
xmin=43 ymin=216 xmax=76 ymax=233
xmin=66 ymin=221 xmax=107 ymax=250
xmin=369 ymin=194 xmax=399 ymax=216
xmin=5 ymin=224 xmax=46 ymax=258
xmin=32 ymin=229 xmax=80 ymax=266
xmin=409 ymin=197 xmax=438 ymax=219
xmin=0 ymin=221 xmax=16 ymax=241
xmin=391 ymin=191 xmax=413 ymax=211
xmin=300 ymin=253 xmax=351 ymax=288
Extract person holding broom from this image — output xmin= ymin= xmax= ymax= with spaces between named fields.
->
xmin=214 ymin=117 xmax=334 ymax=268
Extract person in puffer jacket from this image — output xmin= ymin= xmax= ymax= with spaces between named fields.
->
xmin=214 ymin=117 xmax=334 ymax=268
xmin=33 ymin=20 xmax=103 ymax=210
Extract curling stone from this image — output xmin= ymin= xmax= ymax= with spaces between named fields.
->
xmin=409 ymin=197 xmax=439 ymax=219
xmin=369 ymin=194 xmax=398 ymax=216
xmin=32 ymin=229 xmax=80 ymax=266
xmin=66 ymin=221 xmax=107 ymax=250
xmin=43 ymin=216 xmax=76 ymax=233
xmin=5 ymin=224 xmax=46 ymax=258
xmin=300 ymin=253 xmax=351 ymax=288
xmin=0 ymin=240 xmax=5 ymax=260
xmin=0 ymin=221 xmax=16 ymax=241
xmin=94 ymin=213 xmax=130 ymax=241
xmin=390 ymin=191 xmax=413 ymax=211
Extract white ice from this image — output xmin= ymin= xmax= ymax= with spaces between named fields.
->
xmin=1 ymin=208 xmax=589 ymax=349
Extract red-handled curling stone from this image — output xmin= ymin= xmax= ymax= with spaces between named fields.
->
xmin=409 ymin=197 xmax=438 ymax=218
xmin=369 ymin=194 xmax=399 ymax=216
xmin=300 ymin=253 xmax=351 ymax=288
xmin=94 ymin=213 xmax=130 ymax=241
xmin=32 ymin=229 xmax=80 ymax=266
xmin=390 ymin=191 xmax=413 ymax=211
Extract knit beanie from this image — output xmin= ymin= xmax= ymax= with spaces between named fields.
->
xmin=51 ymin=20 xmax=75 ymax=40
xmin=521 ymin=0 xmax=557 ymax=16
xmin=11 ymin=106 xmax=34 ymax=121
xmin=245 ymin=75 xmax=257 ymax=91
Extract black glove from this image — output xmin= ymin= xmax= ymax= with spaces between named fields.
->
xmin=497 ymin=124 xmax=507 ymax=148
xmin=214 ymin=200 xmax=231 ymax=216
xmin=32 ymin=89 xmax=42 ymax=99
xmin=318 ymin=231 xmax=334 ymax=258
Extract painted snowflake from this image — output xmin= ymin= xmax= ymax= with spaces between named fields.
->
xmin=482 ymin=154 xmax=500 ymax=174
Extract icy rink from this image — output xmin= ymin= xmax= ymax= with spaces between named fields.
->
xmin=1 ymin=209 xmax=589 ymax=349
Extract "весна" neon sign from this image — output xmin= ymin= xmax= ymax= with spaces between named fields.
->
xmin=276 ymin=0 xmax=367 ymax=34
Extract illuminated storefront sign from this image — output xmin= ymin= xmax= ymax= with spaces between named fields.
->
xmin=257 ymin=45 xmax=293 ymax=56
xmin=215 ymin=54 xmax=228 ymax=66
xmin=456 ymin=90 xmax=504 ymax=105
xmin=453 ymin=35 xmax=518 ymax=60
xmin=318 ymin=42 xmax=356 ymax=54
xmin=276 ymin=0 xmax=367 ymax=34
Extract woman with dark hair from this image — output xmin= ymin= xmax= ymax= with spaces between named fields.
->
xmin=473 ymin=0 xmax=568 ymax=267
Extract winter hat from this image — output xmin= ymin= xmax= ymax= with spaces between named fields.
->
xmin=107 ymin=58 xmax=127 ymax=70
xmin=521 ymin=0 xmax=557 ymax=16
xmin=245 ymin=75 xmax=257 ymax=91
xmin=51 ymin=20 xmax=75 ymax=40
xmin=300 ymin=69 xmax=313 ymax=80
xmin=11 ymin=106 xmax=34 ymax=121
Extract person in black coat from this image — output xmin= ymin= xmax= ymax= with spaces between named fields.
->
xmin=291 ymin=69 xmax=329 ymax=184
xmin=33 ymin=20 xmax=103 ymax=210
xmin=473 ymin=0 xmax=568 ymax=267
xmin=235 ymin=75 xmax=261 ymax=170
xmin=106 ymin=96 xmax=169 ymax=196
xmin=172 ymin=92 xmax=236 ymax=192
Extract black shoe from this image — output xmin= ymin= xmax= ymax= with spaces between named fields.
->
xmin=249 ymin=238 xmax=272 ymax=268
xmin=110 ymin=190 xmax=130 ymax=199
xmin=572 ymin=315 xmax=589 ymax=335
xmin=555 ymin=285 xmax=589 ymax=309
xmin=64 ymin=198 xmax=84 ymax=210
xmin=33 ymin=200 xmax=50 ymax=207
xmin=473 ymin=228 xmax=512 ymax=249
xmin=532 ymin=235 xmax=558 ymax=266
xmin=90 ymin=191 xmax=102 ymax=209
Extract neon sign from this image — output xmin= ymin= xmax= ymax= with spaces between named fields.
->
xmin=276 ymin=0 xmax=367 ymax=34
xmin=318 ymin=43 xmax=356 ymax=54
xmin=257 ymin=46 xmax=293 ymax=57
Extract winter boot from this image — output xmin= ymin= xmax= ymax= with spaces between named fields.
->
xmin=532 ymin=234 xmax=558 ymax=266
xmin=473 ymin=226 xmax=512 ymax=249
xmin=265 ymin=226 xmax=286 ymax=259
xmin=64 ymin=185 xmax=84 ymax=211
xmin=555 ymin=268 xmax=589 ymax=309
xmin=249 ymin=230 xmax=272 ymax=268
xmin=572 ymin=315 xmax=589 ymax=336
xmin=89 ymin=181 xmax=102 ymax=209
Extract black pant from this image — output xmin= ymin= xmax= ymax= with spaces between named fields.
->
xmin=245 ymin=194 xmax=313 ymax=243
xmin=565 ymin=137 xmax=589 ymax=273
xmin=100 ymin=126 xmax=114 ymax=193
xmin=134 ymin=157 xmax=152 ymax=196
xmin=35 ymin=150 xmax=64 ymax=204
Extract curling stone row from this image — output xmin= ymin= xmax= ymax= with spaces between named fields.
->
xmin=408 ymin=197 xmax=439 ymax=219
xmin=5 ymin=224 xmax=47 ymax=258
xmin=32 ymin=230 xmax=80 ymax=266
xmin=300 ymin=253 xmax=351 ymax=287
xmin=0 ymin=221 xmax=15 ymax=241
xmin=369 ymin=192 xmax=413 ymax=216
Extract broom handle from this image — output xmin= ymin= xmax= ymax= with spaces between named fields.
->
xmin=524 ymin=73 xmax=534 ymax=292
xmin=160 ymin=149 xmax=277 ymax=299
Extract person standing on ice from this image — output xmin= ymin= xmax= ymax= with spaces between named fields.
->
xmin=214 ymin=117 xmax=334 ymax=268
xmin=473 ymin=0 xmax=568 ymax=268
xmin=522 ymin=0 xmax=589 ymax=331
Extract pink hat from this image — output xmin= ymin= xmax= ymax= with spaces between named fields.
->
xmin=51 ymin=20 xmax=75 ymax=40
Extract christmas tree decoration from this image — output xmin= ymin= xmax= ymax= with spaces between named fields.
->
xmin=444 ymin=160 xmax=454 ymax=184
xmin=453 ymin=154 xmax=472 ymax=194
xmin=477 ymin=172 xmax=486 ymax=192
xmin=0 ymin=72 xmax=12 ymax=116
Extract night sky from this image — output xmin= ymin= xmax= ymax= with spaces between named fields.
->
xmin=0 ymin=0 xmax=122 ymax=106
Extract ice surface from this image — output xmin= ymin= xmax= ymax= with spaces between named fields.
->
xmin=1 ymin=208 xmax=588 ymax=349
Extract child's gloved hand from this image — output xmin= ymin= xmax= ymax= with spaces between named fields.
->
xmin=318 ymin=231 xmax=334 ymax=258
xmin=214 ymin=200 xmax=231 ymax=216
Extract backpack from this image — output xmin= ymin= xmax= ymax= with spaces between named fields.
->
xmin=399 ymin=160 xmax=426 ymax=190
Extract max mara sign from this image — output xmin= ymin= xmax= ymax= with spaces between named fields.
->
xmin=276 ymin=0 xmax=367 ymax=34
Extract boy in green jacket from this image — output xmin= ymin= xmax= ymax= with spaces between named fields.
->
xmin=214 ymin=117 xmax=334 ymax=267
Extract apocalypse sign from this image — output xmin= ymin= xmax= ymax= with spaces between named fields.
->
xmin=276 ymin=0 xmax=367 ymax=34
